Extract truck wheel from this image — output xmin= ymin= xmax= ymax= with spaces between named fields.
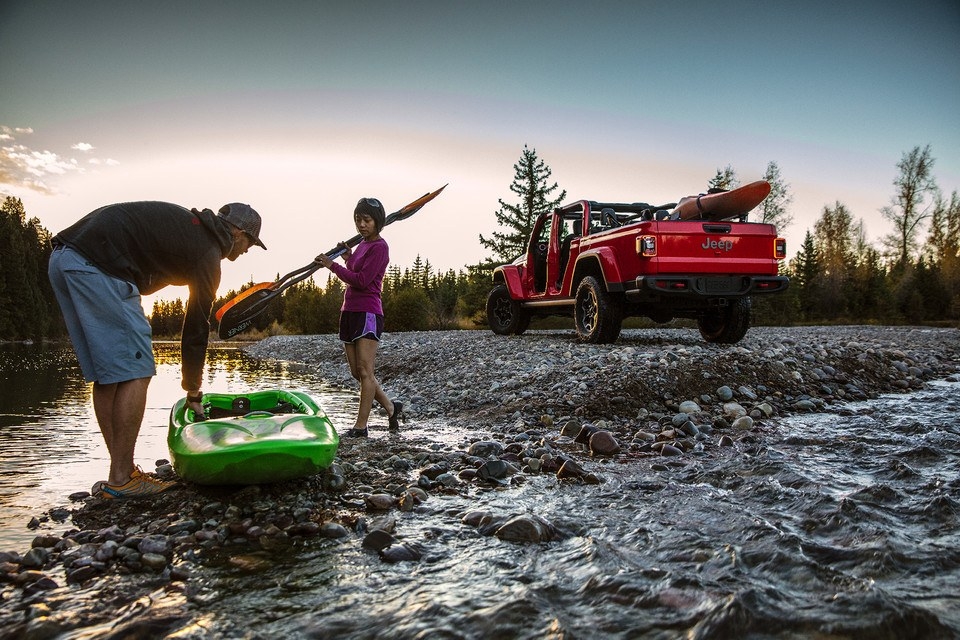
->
xmin=698 ymin=297 xmax=751 ymax=344
xmin=487 ymin=284 xmax=530 ymax=335
xmin=574 ymin=276 xmax=622 ymax=343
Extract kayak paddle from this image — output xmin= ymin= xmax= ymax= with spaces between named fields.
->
xmin=215 ymin=184 xmax=447 ymax=339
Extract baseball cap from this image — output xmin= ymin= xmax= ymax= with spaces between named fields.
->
xmin=218 ymin=203 xmax=266 ymax=249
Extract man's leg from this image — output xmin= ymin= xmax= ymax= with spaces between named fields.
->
xmin=93 ymin=377 xmax=151 ymax=486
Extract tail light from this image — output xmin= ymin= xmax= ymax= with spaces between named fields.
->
xmin=774 ymin=237 xmax=786 ymax=259
xmin=637 ymin=235 xmax=657 ymax=257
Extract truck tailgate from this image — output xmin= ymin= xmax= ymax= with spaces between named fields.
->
xmin=650 ymin=221 xmax=781 ymax=276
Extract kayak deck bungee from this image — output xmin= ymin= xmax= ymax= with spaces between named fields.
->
xmin=168 ymin=389 xmax=339 ymax=485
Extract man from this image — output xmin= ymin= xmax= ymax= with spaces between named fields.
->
xmin=48 ymin=201 xmax=266 ymax=498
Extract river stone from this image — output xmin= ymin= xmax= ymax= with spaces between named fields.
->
xmin=723 ymin=402 xmax=747 ymax=418
xmin=660 ymin=444 xmax=683 ymax=456
xmin=139 ymin=535 xmax=171 ymax=556
xmin=380 ymin=542 xmax=423 ymax=563
xmin=574 ymin=425 xmax=598 ymax=445
xmin=478 ymin=459 xmax=510 ymax=482
xmin=468 ymin=441 xmax=504 ymax=458
xmin=141 ymin=552 xmax=168 ymax=570
xmin=494 ymin=514 xmax=557 ymax=543
xmin=366 ymin=493 xmax=396 ymax=510
xmin=20 ymin=547 xmax=49 ymax=568
xmin=560 ymin=419 xmax=582 ymax=437
xmin=589 ymin=431 xmax=620 ymax=456
xmin=556 ymin=459 xmax=586 ymax=480
xmin=716 ymin=385 xmax=734 ymax=401
xmin=362 ymin=529 xmax=395 ymax=551
xmin=732 ymin=416 xmax=754 ymax=430
xmin=320 ymin=522 xmax=350 ymax=538
xmin=678 ymin=400 xmax=700 ymax=414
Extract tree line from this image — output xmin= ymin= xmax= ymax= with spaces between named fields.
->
xmin=1 ymin=143 xmax=958 ymax=342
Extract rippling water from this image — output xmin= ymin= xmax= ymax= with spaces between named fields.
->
xmin=0 ymin=342 xmax=354 ymax=551
xmin=1 ymin=342 xmax=958 ymax=638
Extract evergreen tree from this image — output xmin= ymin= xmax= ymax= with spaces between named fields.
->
xmin=479 ymin=145 xmax=566 ymax=266
xmin=924 ymin=190 xmax=960 ymax=318
xmin=790 ymin=231 xmax=821 ymax=322
xmin=0 ymin=196 xmax=53 ymax=339
xmin=707 ymin=165 xmax=739 ymax=191
xmin=813 ymin=201 xmax=856 ymax=319
xmin=758 ymin=161 xmax=794 ymax=230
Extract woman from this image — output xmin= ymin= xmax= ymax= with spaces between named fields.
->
xmin=316 ymin=197 xmax=403 ymax=437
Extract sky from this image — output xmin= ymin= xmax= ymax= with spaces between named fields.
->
xmin=2 ymin=0 xmax=958 ymax=303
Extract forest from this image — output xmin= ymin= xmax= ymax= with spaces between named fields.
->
xmin=2 ymin=144 xmax=957 ymax=342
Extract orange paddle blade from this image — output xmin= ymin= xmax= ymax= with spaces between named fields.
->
xmin=215 ymin=282 xmax=276 ymax=322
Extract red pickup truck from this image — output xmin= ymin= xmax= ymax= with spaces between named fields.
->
xmin=486 ymin=193 xmax=788 ymax=344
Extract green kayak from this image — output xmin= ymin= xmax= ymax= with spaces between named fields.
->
xmin=168 ymin=389 xmax=340 ymax=485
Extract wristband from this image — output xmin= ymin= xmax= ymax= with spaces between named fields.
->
xmin=187 ymin=391 xmax=203 ymax=403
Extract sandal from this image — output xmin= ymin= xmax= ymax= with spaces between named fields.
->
xmin=344 ymin=427 xmax=368 ymax=438
xmin=388 ymin=400 xmax=405 ymax=431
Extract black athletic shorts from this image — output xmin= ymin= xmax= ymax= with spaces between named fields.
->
xmin=339 ymin=311 xmax=384 ymax=343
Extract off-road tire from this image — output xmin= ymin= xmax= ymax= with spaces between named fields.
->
xmin=487 ymin=284 xmax=530 ymax=336
xmin=698 ymin=297 xmax=751 ymax=344
xmin=574 ymin=276 xmax=622 ymax=343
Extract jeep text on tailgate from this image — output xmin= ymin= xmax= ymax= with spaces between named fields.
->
xmin=486 ymin=185 xmax=788 ymax=344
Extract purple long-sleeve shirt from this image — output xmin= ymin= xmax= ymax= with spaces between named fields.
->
xmin=328 ymin=238 xmax=389 ymax=315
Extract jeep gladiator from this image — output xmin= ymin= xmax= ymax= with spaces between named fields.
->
xmin=486 ymin=198 xmax=789 ymax=344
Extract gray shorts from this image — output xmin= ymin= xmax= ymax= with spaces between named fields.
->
xmin=48 ymin=245 xmax=156 ymax=384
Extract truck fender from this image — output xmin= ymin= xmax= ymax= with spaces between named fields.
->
xmin=573 ymin=247 xmax=623 ymax=290
xmin=493 ymin=266 xmax=525 ymax=299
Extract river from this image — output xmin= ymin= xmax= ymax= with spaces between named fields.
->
xmin=1 ymin=340 xmax=958 ymax=638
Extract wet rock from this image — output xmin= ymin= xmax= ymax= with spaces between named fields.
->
xmin=477 ymin=459 xmax=511 ymax=482
xmin=468 ymin=441 xmax=504 ymax=458
xmin=20 ymin=547 xmax=49 ymax=569
xmin=362 ymin=529 xmax=396 ymax=551
xmin=589 ymin=431 xmax=620 ymax=456
xmin=320 ymin=522 xmax=350 ymax=538
xmin=494 ymin=514 xmax=559 ymax=543
xmin=380 ymin=542 xmax=423 ymax=563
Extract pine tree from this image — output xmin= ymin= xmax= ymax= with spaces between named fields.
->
xmin=479 ymin=145 xmax=566 ymax=266
xmin=758 ymin=161 xmax=794 ymax=229
xmin=790 ymin=231 xmax=821 ymax=321
xmin=707 ymin=165 xmax=739 ymax=191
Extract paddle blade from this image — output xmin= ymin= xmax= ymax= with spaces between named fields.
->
xmin=215 ymin=283 xmax=278 ymax=339
xmin=215 ymin=282 xmax=275 ymax=322
xmin=387 ymin=184 xmax=448 ymax=224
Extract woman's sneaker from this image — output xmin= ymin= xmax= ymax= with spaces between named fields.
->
xmin=98 ymin=467 xmax=176 ymax=499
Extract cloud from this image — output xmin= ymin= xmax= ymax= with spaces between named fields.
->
xmin=0 ymin=126 xmax=117 ymax=194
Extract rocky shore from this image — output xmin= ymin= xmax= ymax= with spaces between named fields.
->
xmin=2 ymin=325 xmax=959 ymax=638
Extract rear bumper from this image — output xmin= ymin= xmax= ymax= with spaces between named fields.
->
xmin=626 ymin=275 xmax=789 ymax=300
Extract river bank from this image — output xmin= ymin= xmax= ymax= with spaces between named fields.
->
xmin=2 ymin=326 xmax=959 ymax=638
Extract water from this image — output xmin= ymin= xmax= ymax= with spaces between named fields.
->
xmin=1 ymin=342 xmax=958 ymax=638
xmin=0 ymin=342 xmax=355 ymax=551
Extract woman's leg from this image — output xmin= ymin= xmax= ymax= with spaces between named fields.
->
xmin=349 ymin=337 xmax=393 ymax=430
